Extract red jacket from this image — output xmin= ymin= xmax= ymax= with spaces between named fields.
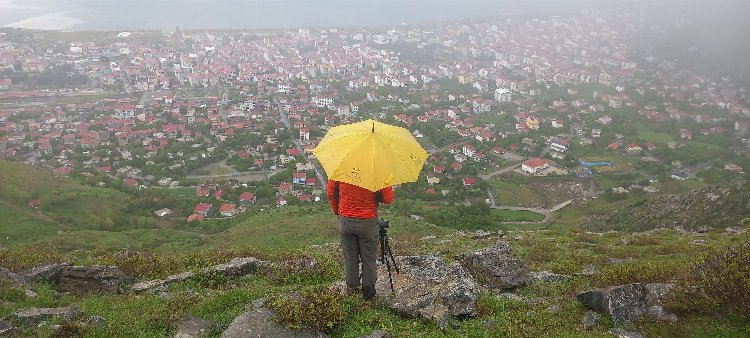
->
xmin=327 ymin=180 xmax=394 ymax=219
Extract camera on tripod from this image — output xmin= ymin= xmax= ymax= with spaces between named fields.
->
xmin=378 ymin=219 xmax=389 ymax=234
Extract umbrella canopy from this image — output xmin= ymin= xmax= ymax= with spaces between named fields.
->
xmin=313 ymin=119 xmax=429 ymax=192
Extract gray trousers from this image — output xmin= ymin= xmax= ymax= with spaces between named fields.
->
xmin=338 ymin=216 xmax=378 ymax=298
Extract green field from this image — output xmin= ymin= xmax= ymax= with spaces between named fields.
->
xmin=492 ymin=181 xmax=546 ymax=207
xmin=0 ymin=204 xmax=59 ymax=248
xmin=491 ymin=209 xmax=545 ymax=222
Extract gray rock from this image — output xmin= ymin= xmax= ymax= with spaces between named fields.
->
xmin=577 ymin=284 xmax=647 ymax=324
xmin=86 ymin=315 xmax=107 ymax=326
xmin=375 ymin=255 xmax=479 ymax=328
xmin=644 ymin=283 xmax=675 ymax=306
xmin=358 ymin=329 xmax=392 ymax=338
xmin=58 ymin=266 xmax=133 ymax=295
xmin=16 ymin=263 xmax=71 ymax=284
xmin=220 ymin=307 xmax=327 ymax=338
xmin=133 ymin=257 xmax=260 ymax=294
xmin=582 ymin=311 xmax=599 ymax=330
xmin=647 ymin=306 xmax=678 ymax=323
xmin=0 ymin=319 xmax=15 ymax=335
xmin=206 ymin=257 xmax=259 ymax=278
xmin=577 ymin=283 xmax=676 ymax=324
xmin=546 ymin=304 xmax=560 ymax=313
xmin=174 ymin=316 xmax=215 ymax=338
xmin=63 ymin=305 xmax=80 ymax=322
xmin=0 ymin=268 xmax=19 ymax=285
xmin=457 ymin=241 xmax=531 ymax=290
xmin=609 ymin=328 xmax=647 ymax=338
xmin=533 ymin=271 xmax=571 ymax=283
xmin=12 ymin=307 xmax=70 ymax=327
xmin=470 ymin=230 xmax=494 ymax=239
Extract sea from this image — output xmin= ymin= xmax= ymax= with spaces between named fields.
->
xmin=0 ymin=0 xmax=594 ymax=32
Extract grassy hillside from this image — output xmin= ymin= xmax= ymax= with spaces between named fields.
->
xmin=0 ymin=160 xmax=136 ymax=231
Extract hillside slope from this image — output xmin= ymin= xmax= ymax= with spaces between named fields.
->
xmin=584 ymin=181 xmax=750 ymax=231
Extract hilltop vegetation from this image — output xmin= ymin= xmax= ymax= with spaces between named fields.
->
xmin=584 ymin=181 xmax=750 ymax=231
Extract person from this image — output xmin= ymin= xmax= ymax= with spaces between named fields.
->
xmin=327 ymin=180 xmax=394 ymax=300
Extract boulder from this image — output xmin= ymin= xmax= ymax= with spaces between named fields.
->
xmin=375 ymin=255 xmax=479 ymax=328
xmin=220 ymin=307 xmax=327 ymax=338
xmin=0 ymin=268 xmax=19 ymax=285
xmin=456 ymin=241 xmax=531 ymax=290
xmin=16 ymin=263 xmax=71 ymax=284
xmin=12 ymin=307 xmax=71 ymax=327
xmin=577 ymin=283 xmax=676 ymax=324
xmin=86 ymin=315 xmax=107 ymax=326
xmin=174 ymin=316 xmax=216 ymax=338
xmin=0 ymin=319 xmax=14 ymax=336
xmin=132 ymin=257 xmax=259 ymax=293
xmin=58 ymin=266 xmax=133 ymax=295
xmin=582 ymin=311 xmax=599 ymax=330
xmin=206 ymin=257 xmax=259 ymax=278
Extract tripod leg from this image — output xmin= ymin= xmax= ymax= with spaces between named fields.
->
xmin=385 ymin=237 xmax=400 ymax=274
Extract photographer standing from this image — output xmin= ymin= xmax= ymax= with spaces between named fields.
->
xmin=327 ymin=180 xmax=394 ymax=300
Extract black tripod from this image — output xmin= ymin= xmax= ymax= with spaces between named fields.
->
xmin=378 ymin=219 xmax=400 ymax=292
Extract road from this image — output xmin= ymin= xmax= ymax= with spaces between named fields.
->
xmin=272 ymin=95 xmax=327 ymax=186
xmin=479 ymin=163 xmax=522 ymax=181
xmin=485 ymin=187 xmax=574 ymax=224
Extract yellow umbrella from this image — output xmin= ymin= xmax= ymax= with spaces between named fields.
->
xmin=313 ymin=119 xmax=429 ymax=192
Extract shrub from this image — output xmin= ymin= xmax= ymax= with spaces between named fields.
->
xmin=262 ymin=252 xmax=341 ymax=286
xmin=192 ymin=268 xmax=228 ymax=288
xmin=0 ymin=281 xmax=25 ymax=302
xmin=692 ymin=242 xmax=750 ymax=319
xmin=50 ymin=322 xmax=87 ymax=338
xmin=270 ymin=286 xmax=344 ymax=333
xmin=0 ymin=246 xmax=63 ymax=271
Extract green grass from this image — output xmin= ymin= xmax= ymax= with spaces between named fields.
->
xmin=0 ymin=160 xmax=140 ymax=232
xmin=491 ymin=181 xmax=545 ymax=207
xmin=634 ymin=123 xmax=675 ymax=144
xmin=0 ymin=204 xmax=59 ymax=248
xmin=491 ymin=209 xmax=545 ymax=222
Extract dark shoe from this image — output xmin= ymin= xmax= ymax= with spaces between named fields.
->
xmin=362 ymin=286 xmax=376 ymax=300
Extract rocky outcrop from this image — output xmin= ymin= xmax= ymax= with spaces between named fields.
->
xmin=220 ymin=300 xmax=327 ymax=338
xmin=375 ymin=255 xmax=479 ymax=328
xmin=16 ymin=263 xmax=71 ymax=284
xmin=584 ymin=181 xmax=750 ymax=231
xmin=174 ymin=316 xmax=216 ymax=338
xmin=577 ymin=283 xmax=676 ymax=324
xmin=58 ymin=266 xmax=133 ymax=295
xmin=11 ymin=307 xmax=73 ymax=327
xmin=457 ymin=241 xmax=532 ymax=290
xmin=132 ymin=257 xmax=260 ymax=293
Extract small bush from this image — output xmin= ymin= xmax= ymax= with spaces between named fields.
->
xmin=263 ymin=252 xmax=341 ymax=286
xmin=0 ymin=246 xmax=63 ymax=271
xmin=146 ymin=293 xmax=202 ymax=331
xmin=50 ymin=322 xmax=87 ymax=338
xmin=0 ymin=280 xmax=25 ymax=302
xmin=270 ymin=286 xmax=344 ymax=333
xmin=692 ymin=242 xmax=750 ymax=319
xmin=192 ymin=268 xmax=228 ymax=288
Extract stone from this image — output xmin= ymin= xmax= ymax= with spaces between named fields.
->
xmin=86 ymin=315 xmax=107 ymax=326
xmin=577 ymin=283 xmax=676 ymax=324
xmin=647 ymin=306 xmax=678 ymax=323
xmin=0 ymin=319 xmax=15 ymax=336
xmin=457 ymin=241 xmax=531 ymax=290
xmin=63 ymin=305 xmax=80 ymax=321
xmin=174 ymin=316 xmax=215 ymax=338
xmin=609 ymin=328 xmax=647 ymax=338
xmin=470 ymin=230 xmax=494 ymax=239
xmin=0 ymin=268 xmax=19 ymax=285
xmin=12 ymin=307 xmax=70 ymax=327
xmin=533 ymin=271 xmax=570 ymax=283
xmin=58 ymin=266 xmax=133 ymax=295
xmin=205 ymin=257 xmax=259 ymax=278
xmin=546 ymin=304 xmax=560 ymax=313
xmin=16 ymin=263 xmax=71 ymax=284
xmin=220 ymin=307 xmax=327 ymax=338
xmin=375 ymin=255 xmax=479 ymax=328
xmin=132 ymin=258 xmax=260 ymax=294
xmin=582 ymin=311 xmax=599 ymax=330
xmin=357 ymin=329 xmax=392 ymax=338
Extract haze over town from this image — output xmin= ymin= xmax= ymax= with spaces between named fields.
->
xmin=0 ymin=0 xmax=748 ymax=336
